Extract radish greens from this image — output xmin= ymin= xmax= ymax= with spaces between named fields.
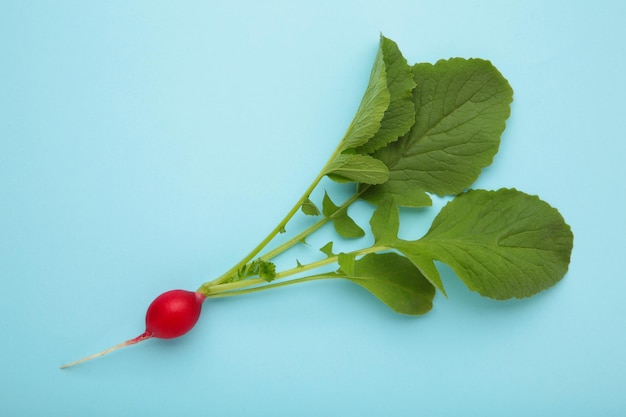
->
xmin=196 ymin=35 xmax=573 ymax=315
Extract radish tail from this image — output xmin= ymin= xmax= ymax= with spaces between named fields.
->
xmin=60 ymin=332 xmax=152 ymax=369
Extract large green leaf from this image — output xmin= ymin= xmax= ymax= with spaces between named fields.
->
xmin=326 ymin=36 xmax=417 ymax=185
xmin=362 ymin=58 xmax=514 ymax=207
xmin=325 ymin=154 xmax=389 ymax=185
xmin=398 ymin=189 xmax=574 ymax=299
xmin=336 ymin=252 xmax=435 ymax=315
xmin=336 ymin=42 xmax=390 ymax=153
xmin=356 ymin=36 xmax=416 ymax=154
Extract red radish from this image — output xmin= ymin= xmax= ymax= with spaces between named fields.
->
xmin=60 ymin=289 xmax=205 ymax=369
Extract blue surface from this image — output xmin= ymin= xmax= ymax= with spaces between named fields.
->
xmin=1 ymin=1 xmax=625 ymax=415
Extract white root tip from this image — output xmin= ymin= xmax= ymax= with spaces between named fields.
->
xmin=60 ymin=332 xmax=151 ymax=369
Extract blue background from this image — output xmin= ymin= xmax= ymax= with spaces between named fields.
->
xmin=1 ymin=1 xmax=625 ymax=415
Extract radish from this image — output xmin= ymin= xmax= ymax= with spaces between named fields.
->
xmin=60 ymin=36 xmax=573 ymax=370
xmin=61 ymin=289 xmax=205 ymax=368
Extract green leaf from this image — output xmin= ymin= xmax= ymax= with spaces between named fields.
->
xmin=362 ymin=58 xmax=514 ymax=207
xmin=393 ymin=242 xmax=446 ymax=295
xmin=360 ymin=180 xmax=433 ymax=208
xmin=337 ymin=40 xmax=391 ymax=153
xmin=338 ymin=252 xmax=356 ymax=276
xmin=336 ymin=252 xmax=435 ymax=315
xmin=325 ymin=154 xmax=389 ymax=185
xmin=322 ymin=192 xmax=365 ymax=238
xmin=239 ymin=259 xmax=277 ymax=282
xmin=319 ymin=242 xmax=335 ymax=258
xmin=321 ymin=192 xmax=340 ymax=217
xmin=257 ymin=262 xmax=276 ymax=282
xmin=369 ymin=197 xmax=399 ymax=245
xmin=357 ymin=35 xmax=416 ymax=154
xmin=301 ymin=197 xmax=321 ymax=216
xmin=398 ymin=189 xmax=574 ymax=299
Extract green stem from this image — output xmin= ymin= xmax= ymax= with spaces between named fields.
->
xmin=200 ymin=143 xmax=353 ymax=289
xmin=199 ymin=244 xmax=385 ymax=298
xmin=205 ymin=274 xmax=338 ymax=298
xmin=259 ymin=190 xmax=364 ymax=262
xmin=203 ymin=171 xmax=325 ymax=287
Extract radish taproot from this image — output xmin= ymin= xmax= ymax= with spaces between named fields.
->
xmin=60 ymin=290 xmax=205 ymax=368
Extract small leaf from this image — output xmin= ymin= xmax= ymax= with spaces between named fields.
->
xmin=325 ymin=154 xmax=389 ymax=185
xmin=392 ymin=243 xmax=446 ymax=295
xmin=337 ymin=252 xmax=435 ymax=315
xmin=362 ymin=58 xmax=513 ymax=207
xmin=322 ymin=192 xmax=365 ymax=238
xmin=258 ymin=262 xmax=276 ymax=282
xmin=398 ymin=189 xmax=574 ymax=299
xmin=246 ymin=259 xmax=277 ymax=282
xmin=301 ymin=198 xmax=321 ymax=216
xmin=357 ymin=35 xmax=416 ymax=154
xmin=369 ymin=197 xmax=399 ymax=245
xmin=322 ymin=191 xmax=341 ymax=217
xmin=320 ymin=242 xmax=335 ymax=258
xmin=338 ymin=252 xmax=356 ymax=276
xmin=333 ymin=215 xmax=366 ymax=239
